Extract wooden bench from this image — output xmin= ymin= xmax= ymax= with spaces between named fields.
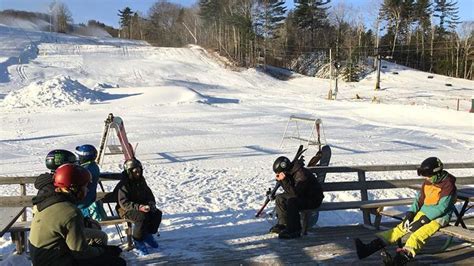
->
xmin=299 ymin=198 xmax=413 ymax=235
xmin=6 ymin=216 xmax=134 ymax=253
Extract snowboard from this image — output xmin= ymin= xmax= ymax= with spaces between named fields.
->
xmin=304 ymin=145 xmax=332 ymax=228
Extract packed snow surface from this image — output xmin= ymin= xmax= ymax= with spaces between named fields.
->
xmin=0 ymin=25 xmax=473 ymax=263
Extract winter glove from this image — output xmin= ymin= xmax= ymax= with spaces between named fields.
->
xmin=402 ymin=211 xmax=415 ymax=231
xmin=104 ymin=245 xmax=123 ymax=257
xmin=139 ymin=204 xmax=150 ymax=212
xmin=408 ymin=215 xmax=431 ymax=232
xmin=148 ymin=201 xmax=158 ymax=212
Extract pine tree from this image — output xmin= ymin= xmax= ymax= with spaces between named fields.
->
xmin=293 ymin=0 xmax=330 ymax=48
xmin=433 ymin=0 xmax=460 ymax=34
xmin=118 ymin=7 xmax=133 ymax=38
xmin=254 ymin=0 xmax=286 ymax=40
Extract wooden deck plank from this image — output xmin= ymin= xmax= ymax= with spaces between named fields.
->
xmin=124 ymin=222 xmax=474 ymax=265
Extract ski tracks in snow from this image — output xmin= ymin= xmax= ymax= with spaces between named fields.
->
xmin=16 ymin=64 xmax=28 ymax=83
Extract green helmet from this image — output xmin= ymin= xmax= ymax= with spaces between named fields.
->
xmin=45 ymin=149 xmax=77 ymax=171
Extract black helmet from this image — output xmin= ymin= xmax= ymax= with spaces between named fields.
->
xmin=273 ymin=156 xmax=292 ymax=173
xmin=123 ymin=158 xmax=142 ymax=173
xmin=45 ymin=149 xmax=77 ymax=171
xmin=417 ymin=157 xmax=443 ymax=177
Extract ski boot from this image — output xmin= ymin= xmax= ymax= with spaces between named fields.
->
xmin=380 ymin=248 xmax=394 ymax=266
xmin=143 ymin=234 xmax=159 ymax=249
xmin=134 ymin=239 xmax=149 ymax=256
xmin=392 ymin=248 xmax=413 ymax=266
xmin=278 ymin=229 xmax=301 ymax=239
xmin=354 ymin=237 xmax=386 ymax=259
xmin=269 ymin=224 xmax=286 ymax=234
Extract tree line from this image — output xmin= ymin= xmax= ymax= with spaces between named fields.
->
xmin=116 ymin=0 xmax=472 ymax=80
xmin=2 ymin=0 xmax=471 ymax=80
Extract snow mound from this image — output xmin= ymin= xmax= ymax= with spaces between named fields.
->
xmin=2 ymin=75 xmax=103 ymax=108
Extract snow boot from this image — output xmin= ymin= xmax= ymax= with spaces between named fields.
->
xmin=278 ymin=229 xmax=301 ymax=239
xmin=354 ymin=237 xmax=386 ymax=259
xmin=134 ymin=239 xmax=149 ymax=256
xmin=143 ymin=234 xmax=159 ymax=249
xmin=392 ymin=248 xmax=413 ymax=266
xmin=269 ymin=224 xmax=286 ymax=234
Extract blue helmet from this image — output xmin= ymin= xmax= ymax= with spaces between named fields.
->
xmin=75 ymin=144 xmax=98 ymax=163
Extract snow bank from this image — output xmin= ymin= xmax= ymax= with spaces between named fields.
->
xmin=1 ymin=75 xmax=103 ymax=108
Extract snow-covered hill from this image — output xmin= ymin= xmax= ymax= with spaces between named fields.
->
xmin=0 ymin=25 xmax=473 ymax=262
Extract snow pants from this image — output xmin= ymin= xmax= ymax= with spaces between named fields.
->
xmin=275 ymin=193 xmax=322 ymax=232
xmin=123 ymin=208 xmax=162 ymax=241
xmin=376 ymin=211 xmax=441 ymax=257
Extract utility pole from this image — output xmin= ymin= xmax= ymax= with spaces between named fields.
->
xmin=375 ymin=54 xmax=381 ymax=90
xmin=328 ymin=49 xmax=333 ymax=100
xmin=333 ymin=61 xmax=340 ymax=100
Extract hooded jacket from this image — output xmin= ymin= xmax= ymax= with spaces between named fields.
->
xmin=29 ymin=190 xmax=104 ymax=266
xmin=280 ymin=160 xmax=324 ymax=203
xmin=409 ymin=170 xmax=457 ymax=226
xmin=116 ymin=170 xmax=156 ymax=217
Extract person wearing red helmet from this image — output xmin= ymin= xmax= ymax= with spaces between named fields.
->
xmin=29 ymin=164 xmax=126 ymax=266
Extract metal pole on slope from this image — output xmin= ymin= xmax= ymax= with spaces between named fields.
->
xmin=375 ymin=54 xmax=381 ymax=91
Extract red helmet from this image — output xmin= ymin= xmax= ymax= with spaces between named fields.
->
xmin=53 ymin=163 xmax=91 ymax=189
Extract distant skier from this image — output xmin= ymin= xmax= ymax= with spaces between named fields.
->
xmin=29 ymin=163 xmax=125 ymax=266
xmin=269 ymin=155 xmax=324 ymax=239
xmin=75 ymin=144 xmax=106 ymax=221
xmin=354 ymin=157 xmax=457 ymax=265
xmin=116 ymin=158 xmax=162 ymax=256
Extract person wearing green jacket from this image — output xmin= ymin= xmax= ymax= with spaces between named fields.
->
xmin=354 ymin=157 xmax=457 ymax=265
xmin=29 ymin=163 xmax=125 ymax=266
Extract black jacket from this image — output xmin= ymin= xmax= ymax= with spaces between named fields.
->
xmin=116 ymin=171 xmax=156 ymax=217
xmin=280 ymin=160 xmax=324 ymax=203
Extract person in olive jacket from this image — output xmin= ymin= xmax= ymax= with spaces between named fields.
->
xmin=29 ymin=163 xmax=125 ymax=266
xmin=269 ymin=156 xmax=324 ymax=239
xmin=116 ymin=158 xmax=162 ymax=256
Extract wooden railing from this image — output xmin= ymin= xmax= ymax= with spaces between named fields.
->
xmin=0 ymin=173 xmax=122 ymax=207
xmin=1 ymin=162 xmax=473 ymax=212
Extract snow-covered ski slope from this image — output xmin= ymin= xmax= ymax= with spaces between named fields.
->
xmin=0 ymin=24 xmax=473 ymax=261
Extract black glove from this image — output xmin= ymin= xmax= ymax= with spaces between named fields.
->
xmin=104 ymin=245 xmax=122 ymax=257
xmin=402 ymin=211 xmax=415 ymax=230
xmin=148 ymin=201 xmax=158 ymax=212
xmin=408 ymin=215 xmax=431 ymax=232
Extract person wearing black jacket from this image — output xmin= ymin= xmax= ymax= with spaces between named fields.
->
xmin=269 ymin=156 xmax=324 ymax=239
xmin=116 ymin=158 xmax=162 ymax=256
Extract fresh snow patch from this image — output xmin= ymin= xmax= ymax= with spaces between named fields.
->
xmin=1 ymin=75 xmax=102 ymax=108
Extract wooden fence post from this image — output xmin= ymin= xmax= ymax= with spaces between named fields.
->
xmin=358 ymin=171 xmax=371 ymax=225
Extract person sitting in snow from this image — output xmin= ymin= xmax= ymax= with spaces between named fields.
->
xmin=29 ymin=163 xmax=125 ymax=266
xmin=269 ymin=155 xmax=324 ymax=239
xmin=115 ymin=158 xmax=162 ymax=256
xmin=354 ymin=157 xmax=457 ymax=265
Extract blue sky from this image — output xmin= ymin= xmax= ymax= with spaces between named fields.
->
xmin=1 ymin=0 xmax=473 ymax=29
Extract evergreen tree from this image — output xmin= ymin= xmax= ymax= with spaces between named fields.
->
xmin=433 ymin=0 xmax=460 ymax=33
xmin=254 ymin=0 xmax=286 ymax=40
xmin=293 ymin=0 xmax=330 ymax=48
xmin=118 ymin=7 xmax=133 ymax=38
